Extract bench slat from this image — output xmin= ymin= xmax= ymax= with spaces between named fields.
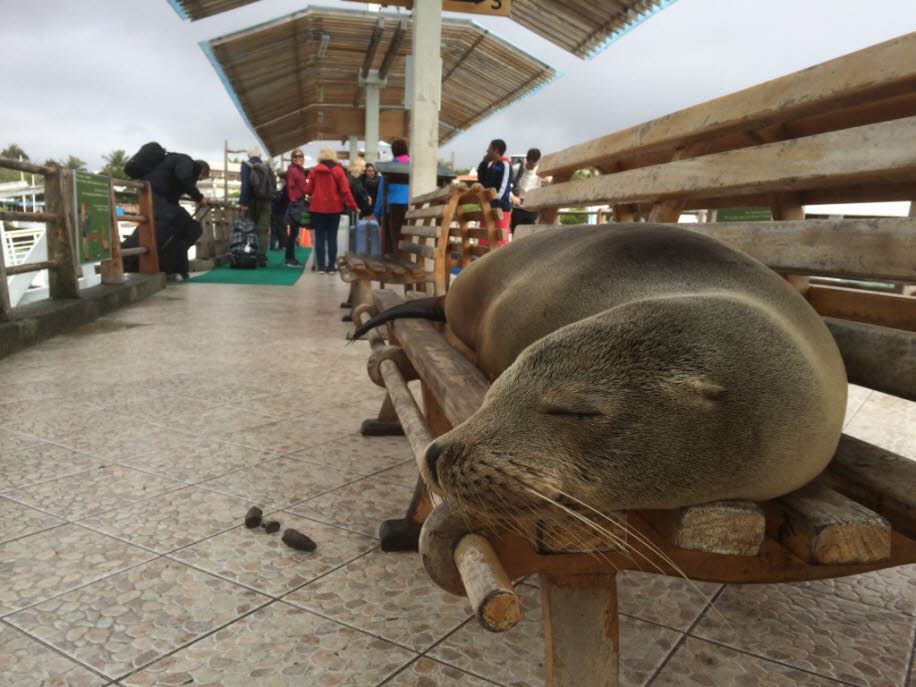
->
xmin=406 ymin=206 xmax=447 ymax=220
xmin=458 ymin=208 xmax=504 ymax=222
xmin=775 ymin=482 xmax=891 ymax=565
xmin=640 ymin=501 xmax=765 ymax=556
xmin=405 ymin=224 xmax=442 ymax=239
xmin=539 ymin=32 xmax=916 ymax=178
xmin=399 ymin=242 xmax=437 ymax=259
xmin=412 ymin=184 xmax=465 ymax=206
xmin=525 ymin=116 xmax=916 ymax=211
xmin=374 ymin=289 xmax=490 ymax=427
xmin=825 ymin=318 xmax=915 ymax=402
xmin=807 ymin=287 xmax=916 ymax=333
xmin=822 ymin=435 xmax=916 ymax=540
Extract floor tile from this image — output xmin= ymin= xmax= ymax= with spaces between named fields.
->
xmin=224 ymin=390 xmax=342 ymax=419
xmin=652 ymin=636 xmax=846 ymax=686
xmin=691 ymin=583 xmax=916 ymax=686
xmin=0 ymin=623 xmax=106 ymax=686
xmin=374 ymin=460 xmax=421 ymax=488
xmin=284 ymin=549 xmax=472 ymax=652
xmin=220 ymin=414 xmax=351 ymax=454
xmin=120 ymin=436 xmax=273 ymax=484
xmin=288 ymin=477 xmax=414 ymax=538
xmin=429 ymin=584 xmax=681 ymax=687
xmin=845 ymin=390 xmax=916 ymax=461
xmin=161 ymin=404 xmax=278 ymax=437
xmin=5 ymin=465 xmax=183 ymax=520
xmin=0 ymin=496 xmax=65 ymax=544
xmin=0 ymin=429 xmax=100 ymax=491
xmin=290 ymin=433 xmax=412 ymax=478
xmin=791 ymin=564 xmax=916 ymax=618
xmin=171 ymin=514 xmax=376 ymax=596
xmin=6 ymin=558 xmax=268 ymax=680
xmin=79 ymin=487 xmax=253 ymax=554
xmin=843 ymin=384 xmax=872 ymax=428
xmin=617 ymin=571 xmax=721 ymax=632
xmin=198 ymin=456 xmax=360 ymax=510
xmin=0 ymin=525 xmax=154 ymax=616
xmin=382 ymin=658 xmax=498 ymax=686
xmin=120 ymin=602 xmax=415 ymax=686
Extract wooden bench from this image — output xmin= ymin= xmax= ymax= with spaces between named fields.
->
xmin=337 ymin=182 xmax=504 ymax=333
xmin=354 ymin=32 xmax=916 ymax=687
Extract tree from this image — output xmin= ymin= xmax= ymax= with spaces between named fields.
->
xmin=65 ymin=155 xmax=87 ymax=171
xmin=101 ymin=149 xmax=130 ymax=179
xmin=1 ymin=143 xmax=29 ymax=161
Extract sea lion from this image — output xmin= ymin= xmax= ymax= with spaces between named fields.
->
xmin=355 ymin=224 xmax=846 ymax=517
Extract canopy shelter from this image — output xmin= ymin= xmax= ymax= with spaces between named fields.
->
xmin=173 ymin=0 xmax=676 ymax=60
xmin=202 ymin=6 xmax=557 ymax=155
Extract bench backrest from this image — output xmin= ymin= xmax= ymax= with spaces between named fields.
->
xmin=521 ymin=31 xmax=916 ymax=405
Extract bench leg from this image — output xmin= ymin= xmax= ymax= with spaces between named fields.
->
xmin=380 ymin=475 xmax=433 ymax=551
xmin=540 ymin=573 xmax=620 ymax=687
xmin=345 ymin=278 xmax=375 ymax=328
xmin=360 ymin=393 xmax=405 ymax=436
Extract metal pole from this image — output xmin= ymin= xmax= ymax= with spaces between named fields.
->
xmin=409 ymin=0 xmax=442 ymax=198
xmin=348 ymin=135 xmax=359 ymax=163
xmin=224 ymin=139 xmax=229 ymax=202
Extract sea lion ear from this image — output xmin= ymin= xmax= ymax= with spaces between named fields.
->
xmin=663 ymin=374 xmax=726 ymax=409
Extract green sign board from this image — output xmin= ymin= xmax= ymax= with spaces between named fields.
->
xmin=73 ymin=171 xmax=112 ymax=263
xmin=716 ymin=207 xmax=773 ymax=222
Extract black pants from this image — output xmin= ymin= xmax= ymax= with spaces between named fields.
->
xmin=510 ymin=207 xmax=539 ymax=235
xmin=311 ymin=212 xmax=341 ymax=271
xmin=283 ymin=199 xmax=308 ymax=262
xmin=382 ymin=204 xmax=408 ymax=255
xmin=122 ymin=198 xmax=201 ymax=275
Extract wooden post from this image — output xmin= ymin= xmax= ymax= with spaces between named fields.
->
xmin=613 ymin=204 xmax=636 ymax=222
xmin=0 ymin=237 xmax=11 ymax=321
xmin=45 ymin=167 xmax=80 ymax=299
xmin=771 ymin=192 xmax=809 ymax=293
xmin=101 ymin=177 xmax=124 ymax=284
xmin=224 ymin=139 xmax=229 ymax=202
xmin=540 ymin=573 xmax=619 ymax=687
xmin=136 ymin=181 xmax=160 ymax=273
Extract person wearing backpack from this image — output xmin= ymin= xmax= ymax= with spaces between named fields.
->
xmin=239 ymin=146 xmax=276 ymax=268
xmin=303 ymin=147 xmax=359 ymax=273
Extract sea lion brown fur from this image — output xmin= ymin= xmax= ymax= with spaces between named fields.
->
xmin=357 ymin=225 xmax=847 ymax=517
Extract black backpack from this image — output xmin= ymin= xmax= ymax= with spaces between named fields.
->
xmin=229 ymin=216 xmax=259 ymax=269
xmin=248 ymin=162 xmax=277 ymax=201
xmin=124 ymin=142 xmax=167 ymax=179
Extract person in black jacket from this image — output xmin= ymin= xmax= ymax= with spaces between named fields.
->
xmin=124 ymin=153 xmax=209 ymax=279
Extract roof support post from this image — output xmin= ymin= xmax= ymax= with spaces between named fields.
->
xmin=360 ymin=69 xmax=386 ymax=162
xmin=349 ymin=135 xmax=359 ymax=163
xmin=409 ymin=0 xmax=442 ymax=198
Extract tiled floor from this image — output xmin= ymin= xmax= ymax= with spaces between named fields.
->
xmin=0 ymin=266 xmax=913 ymax=686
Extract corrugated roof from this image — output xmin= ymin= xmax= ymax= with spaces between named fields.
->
xmin=202 ymin=6 xmax=557 ymax=154
xmin=172 ymin=0 xmax=677 ymax=60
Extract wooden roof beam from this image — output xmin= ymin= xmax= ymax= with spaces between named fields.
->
xmin=378 ymin=18 xmax=408 ymax=80
xmin=361 ymin=17 xmax=386 ymax=77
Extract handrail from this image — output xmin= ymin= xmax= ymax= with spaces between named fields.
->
xmin=0 ymin=210 xmax=58 ymax=223
xmin=0 ymin=157 xmax=54 ymax=176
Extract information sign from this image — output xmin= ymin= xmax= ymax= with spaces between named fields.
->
xmin=72 ymin=171 xmax=112 ymax=263
xmin=716 ymin=207 xmax=773 ymax=222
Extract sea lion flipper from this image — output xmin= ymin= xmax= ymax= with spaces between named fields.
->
xmin=350 ymin=296 xmax=446 ymax=341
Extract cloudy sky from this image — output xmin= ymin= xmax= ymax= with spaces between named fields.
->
xmin=3 ymin=0 xmax=915 ymax=174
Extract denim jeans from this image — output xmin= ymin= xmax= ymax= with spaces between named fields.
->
xmin=311 ymin=212 xmax=341 ymax=270
xmin=354 ymin=219 xmax=380 ymax=255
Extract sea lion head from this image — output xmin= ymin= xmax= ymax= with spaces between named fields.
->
xmin=422 ymin=295 xmax=839 ymax=518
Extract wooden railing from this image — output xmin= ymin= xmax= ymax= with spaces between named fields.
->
xmin=195 ymin=200 xmax=240 ymax=261
xmin=0 ymin=157 xmax=159 ymax=322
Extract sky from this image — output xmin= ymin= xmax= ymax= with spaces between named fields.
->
xmin=3 ymin=0 xmax=916 ymax=175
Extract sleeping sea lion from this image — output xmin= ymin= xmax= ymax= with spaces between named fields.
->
xmin=354 ymin=224 xmax=846 ymax=517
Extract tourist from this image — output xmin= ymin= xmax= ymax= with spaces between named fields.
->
xmin=346 ymin=157 xmax=376 ymax=254
xmin=476 ymin=139 xmax=513 ymax=243
xmin=270 ymin=170 xmax=288 ymax=251
xmin=373 ymin=138 xmax=410 ymax=255
xmin=282 ymin=149 xmax=309 ymax=268
xmin=124 ymin=152 xmax=208 ymax=279
xmin=238 ymin=146 xmax=274 ymax=267
xmin=510 ymin=148 xmax=550 ymax=235
xmin=303 ymin=146 xmax=358 ymax=274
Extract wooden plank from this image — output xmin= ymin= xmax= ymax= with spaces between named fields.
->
xmin=0 ymin=238 xmax=11 ymax=321
xmin=825 ymin=318 xmax=915 ymax=401
xmin=0 ymin=211 xmax=58 ymax=223
xmin=526 ymin=116 xmax=916 ymax=211
xmin=540 ymin=573 xmax=619 ymax=687
xmin=538 ymin=32 xmax=916 ymax=178
xmin=639 ymin=501 xmax=765 ymax=556
xmin=406 ymin=205 xmax=446 ymax=220
xmin=807 ymin=286 xmax=916 ymax=332
xmin=374 ymin=289 xmax=490 ymax=426
xmin=45 ymin=168 xmax=80 ymax=299
xmin=412 ymin=184 xmax=462 ymax=206
xmin=774 ymin=482 xmax=891 ymax=565
xmin=458 ymin=208 xmax=504 ymax=222
xmin=405 ymin=224 xmax=441 ymax=239
xmin=5 ymin=260 xmax=57 ymax=276
xmin=822 ymin=434 xmax=916 ymax=540
xmin=101 ymin=176 xmax=124 ymax=285
xmin=136 ymin=181 xmax=160 ymax=273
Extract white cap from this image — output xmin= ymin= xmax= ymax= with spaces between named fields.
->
xmin=247 ymin=146 xmax=262 ymax=159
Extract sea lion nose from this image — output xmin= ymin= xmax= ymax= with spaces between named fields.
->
xmin=425 ymin=442 xmax=444 ymax=485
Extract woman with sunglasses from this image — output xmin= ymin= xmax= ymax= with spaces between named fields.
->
xmin=282 ymin=149 xmax=309 ymax=267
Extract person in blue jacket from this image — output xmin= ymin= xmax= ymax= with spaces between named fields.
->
xmin=374 ymin=139 xmax=410 ymax=255
xmin=476 ymin=139 xmax=513 ymax=241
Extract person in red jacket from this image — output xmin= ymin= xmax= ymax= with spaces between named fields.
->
xmin=304 ymin=146 xmax=358 ymax=273
xmin=282 ymin=149 xmax=310 ymax=267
